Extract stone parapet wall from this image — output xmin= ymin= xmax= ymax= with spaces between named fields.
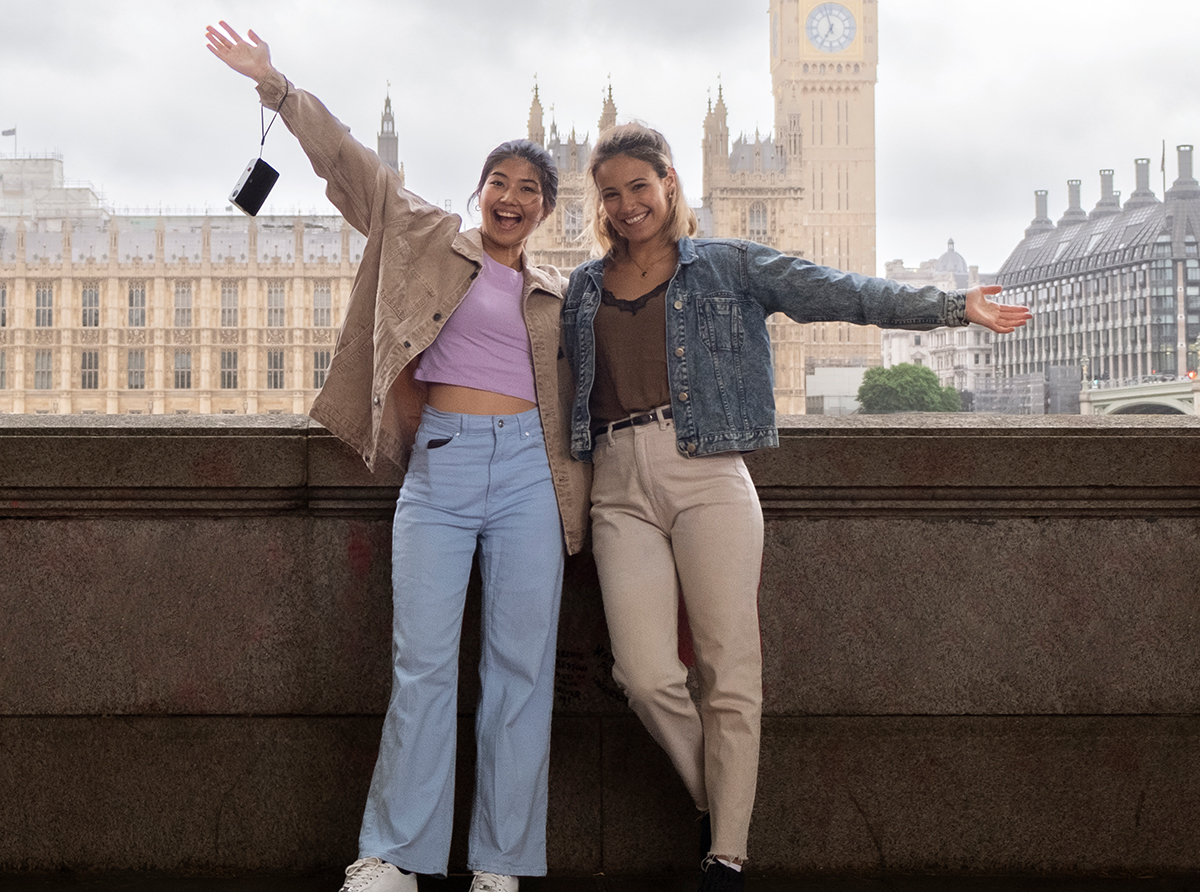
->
xmin=2 ymin=414 xmax=1199 ymax=877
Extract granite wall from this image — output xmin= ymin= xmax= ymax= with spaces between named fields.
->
xmin=2 ymin=414 xmax=1199 ymax=878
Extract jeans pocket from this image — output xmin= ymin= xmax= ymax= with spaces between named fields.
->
xmin=425 ymin=437 xmax=453 ymax=450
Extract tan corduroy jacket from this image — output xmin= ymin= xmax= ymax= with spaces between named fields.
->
xmin=256 ymin=72 xmax=590 ymax=554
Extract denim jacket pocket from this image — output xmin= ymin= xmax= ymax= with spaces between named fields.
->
xmin=696 ymin=296 xmax=745 ymax=354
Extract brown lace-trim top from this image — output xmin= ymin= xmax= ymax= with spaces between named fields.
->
xmin=589 ymin=279 xmax=671 ymax=426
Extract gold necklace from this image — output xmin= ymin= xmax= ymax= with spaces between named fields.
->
xmin=629 ymin=246 xmax=676 ymax=278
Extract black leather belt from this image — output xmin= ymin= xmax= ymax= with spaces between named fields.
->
xmin=594 ymin=406 xmax=673 ymax=437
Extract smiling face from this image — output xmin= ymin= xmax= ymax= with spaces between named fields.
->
xmin=593 ymin=154 xmax=678 ymax=251
xmin=477 ymin=157 xmax=548 ymax=260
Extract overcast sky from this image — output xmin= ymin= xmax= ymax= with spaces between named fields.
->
xmin=2 ymin=0 xmax=1198 ymax=276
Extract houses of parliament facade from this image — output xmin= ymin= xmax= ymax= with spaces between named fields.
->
xmin=0 ymin=0 xmax=879 ymax=417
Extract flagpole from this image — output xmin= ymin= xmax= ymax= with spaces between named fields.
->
xmin=1162 ymin=139 xmax=1168 ymax=196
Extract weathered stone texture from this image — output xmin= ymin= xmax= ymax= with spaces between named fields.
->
xmin=3 ymin=415 xmax=1200 ymax=877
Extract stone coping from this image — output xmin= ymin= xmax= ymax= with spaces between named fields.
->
xmin=3 ymin=413 xmax=1200 ymax=516
xmin=4 ymin=411 xmax=1200 ymax=432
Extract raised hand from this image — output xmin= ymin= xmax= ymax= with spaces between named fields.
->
xmin=964 ymin=284 xmax=1032 ymax=334
xmin=205 ymin=20 xmax=275 ymax=84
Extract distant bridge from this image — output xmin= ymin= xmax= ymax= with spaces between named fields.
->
xmin=1079 ymin=376 xmax=1200 ymax=415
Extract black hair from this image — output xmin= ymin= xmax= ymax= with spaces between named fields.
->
xmin=470 ymin=139 xmax=559 ymax=217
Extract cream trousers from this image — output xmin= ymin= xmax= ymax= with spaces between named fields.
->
xmin=590 ymin=416 xmax=764 ymax=862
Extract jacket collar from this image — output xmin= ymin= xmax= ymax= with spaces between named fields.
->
xmin=677 ymin=235 xmax=699 ymax=265
xmin=453 ymin=226 xmax=485 ymax=264
xmin=522 ymin=261 xmax=563 ymax=300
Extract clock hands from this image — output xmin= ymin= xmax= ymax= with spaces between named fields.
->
xmin=807 ymin=2 xmax=855 ymax=52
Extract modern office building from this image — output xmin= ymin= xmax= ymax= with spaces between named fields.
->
xmin=995 ymin=147 xmax=1200 ymax=386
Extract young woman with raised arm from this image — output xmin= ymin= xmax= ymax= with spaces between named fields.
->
xmin=207 ymin=22 xmax=589 ymax=892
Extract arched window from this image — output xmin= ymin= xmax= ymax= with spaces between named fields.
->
xmin=748 ymin=202 xmax=769 ymax=243
xmin=563 ymin=201 xmax=584 ymax=242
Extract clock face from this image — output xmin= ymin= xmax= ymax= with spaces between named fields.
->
xmin=806 ymin=2 xmax=857 ymax=53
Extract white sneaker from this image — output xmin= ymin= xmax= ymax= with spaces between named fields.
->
xmin=338 ymin=857 xmax=417 ymax=892
xmin=468 ymin=872 xmax=518 ymax=892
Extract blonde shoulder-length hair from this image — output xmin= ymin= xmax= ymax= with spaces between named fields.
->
xmin=585 ymin=122 xmax=698 ymax=259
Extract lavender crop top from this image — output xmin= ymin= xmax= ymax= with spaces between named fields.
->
xmin=415 ymin=251 xmax=537 ymax=403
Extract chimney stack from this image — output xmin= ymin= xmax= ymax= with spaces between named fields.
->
xmin=1057 ymin=179 xmax=1089 ymax=227
xmin=1025 ymin=189 xmax=1055 ymax=237
xmin=1090 ymin=168 xmax=1122 ymax=219
xmin=1166 ymin=145 xmax=1200 ymax=200
xmin=1124 ymin=157 xmax=1161 ymax=210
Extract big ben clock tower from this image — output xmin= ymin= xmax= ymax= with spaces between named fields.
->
xmin=700 ymin=1 xmax=881 ymax=413
xmin=769 ymin=0 xmax=880 ymax=389
xmin=774 ymin=0 xmax=877 ymax=273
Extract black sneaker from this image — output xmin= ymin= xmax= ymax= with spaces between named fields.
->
xmin=697 ymin=854 xmax=744 ymax=892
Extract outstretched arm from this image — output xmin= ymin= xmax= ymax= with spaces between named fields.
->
xmin=204 ymin=21 xmax=452 ymax=243
xmin=203 ymin=20 xmax=388 ymax=233
xmin=205 ymin=21 xmax=276 ymax=84
xmin=964 ymin=284 xmax=1032 ymax=334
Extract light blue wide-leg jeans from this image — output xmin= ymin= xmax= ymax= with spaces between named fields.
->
xmin=357 ymin=406 xmax=565 ymax=878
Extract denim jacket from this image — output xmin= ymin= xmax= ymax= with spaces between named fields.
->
xmin=563 ymin=236 xmax=968 ymax=461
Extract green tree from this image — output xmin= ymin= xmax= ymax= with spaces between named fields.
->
xmin=856 ymin=363 xmax=962 ymax=414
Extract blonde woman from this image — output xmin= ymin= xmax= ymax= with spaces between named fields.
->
xmin=562 ymin=122 xmax=1029 ymax=891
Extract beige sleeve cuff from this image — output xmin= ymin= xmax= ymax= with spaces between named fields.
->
xmin=255 ymin=70 xmax=291 ymax=110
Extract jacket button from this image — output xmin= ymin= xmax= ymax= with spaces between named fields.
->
xmin=674 ymin=301 xmax=683 ymax=310
xmin=470 ymin=271 xmax=479 ymax=280
xmin=433 ymin=313 xmax=442 ymax=321
xmin=678 ymin=392 xmax=689 ymax=401
xmin=403 ymin=341 xmax=411 ymax=349
xmin=373 ymin=396 xmax=381 ymax=406
xmin=675 ymin=347 xmax=685 ymax=358
xmin=687 ymin=443 xmax=697 ymax=454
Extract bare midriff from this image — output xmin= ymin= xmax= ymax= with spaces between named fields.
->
xmin=426 ymin=383 xmax=537 ymax=416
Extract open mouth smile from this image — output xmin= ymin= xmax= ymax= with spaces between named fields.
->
xmin=493 ymin=209 xmax=524 ymax=230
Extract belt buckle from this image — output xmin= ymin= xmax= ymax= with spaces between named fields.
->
xmin=594 ymin=405 xmax=671 ymax=443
